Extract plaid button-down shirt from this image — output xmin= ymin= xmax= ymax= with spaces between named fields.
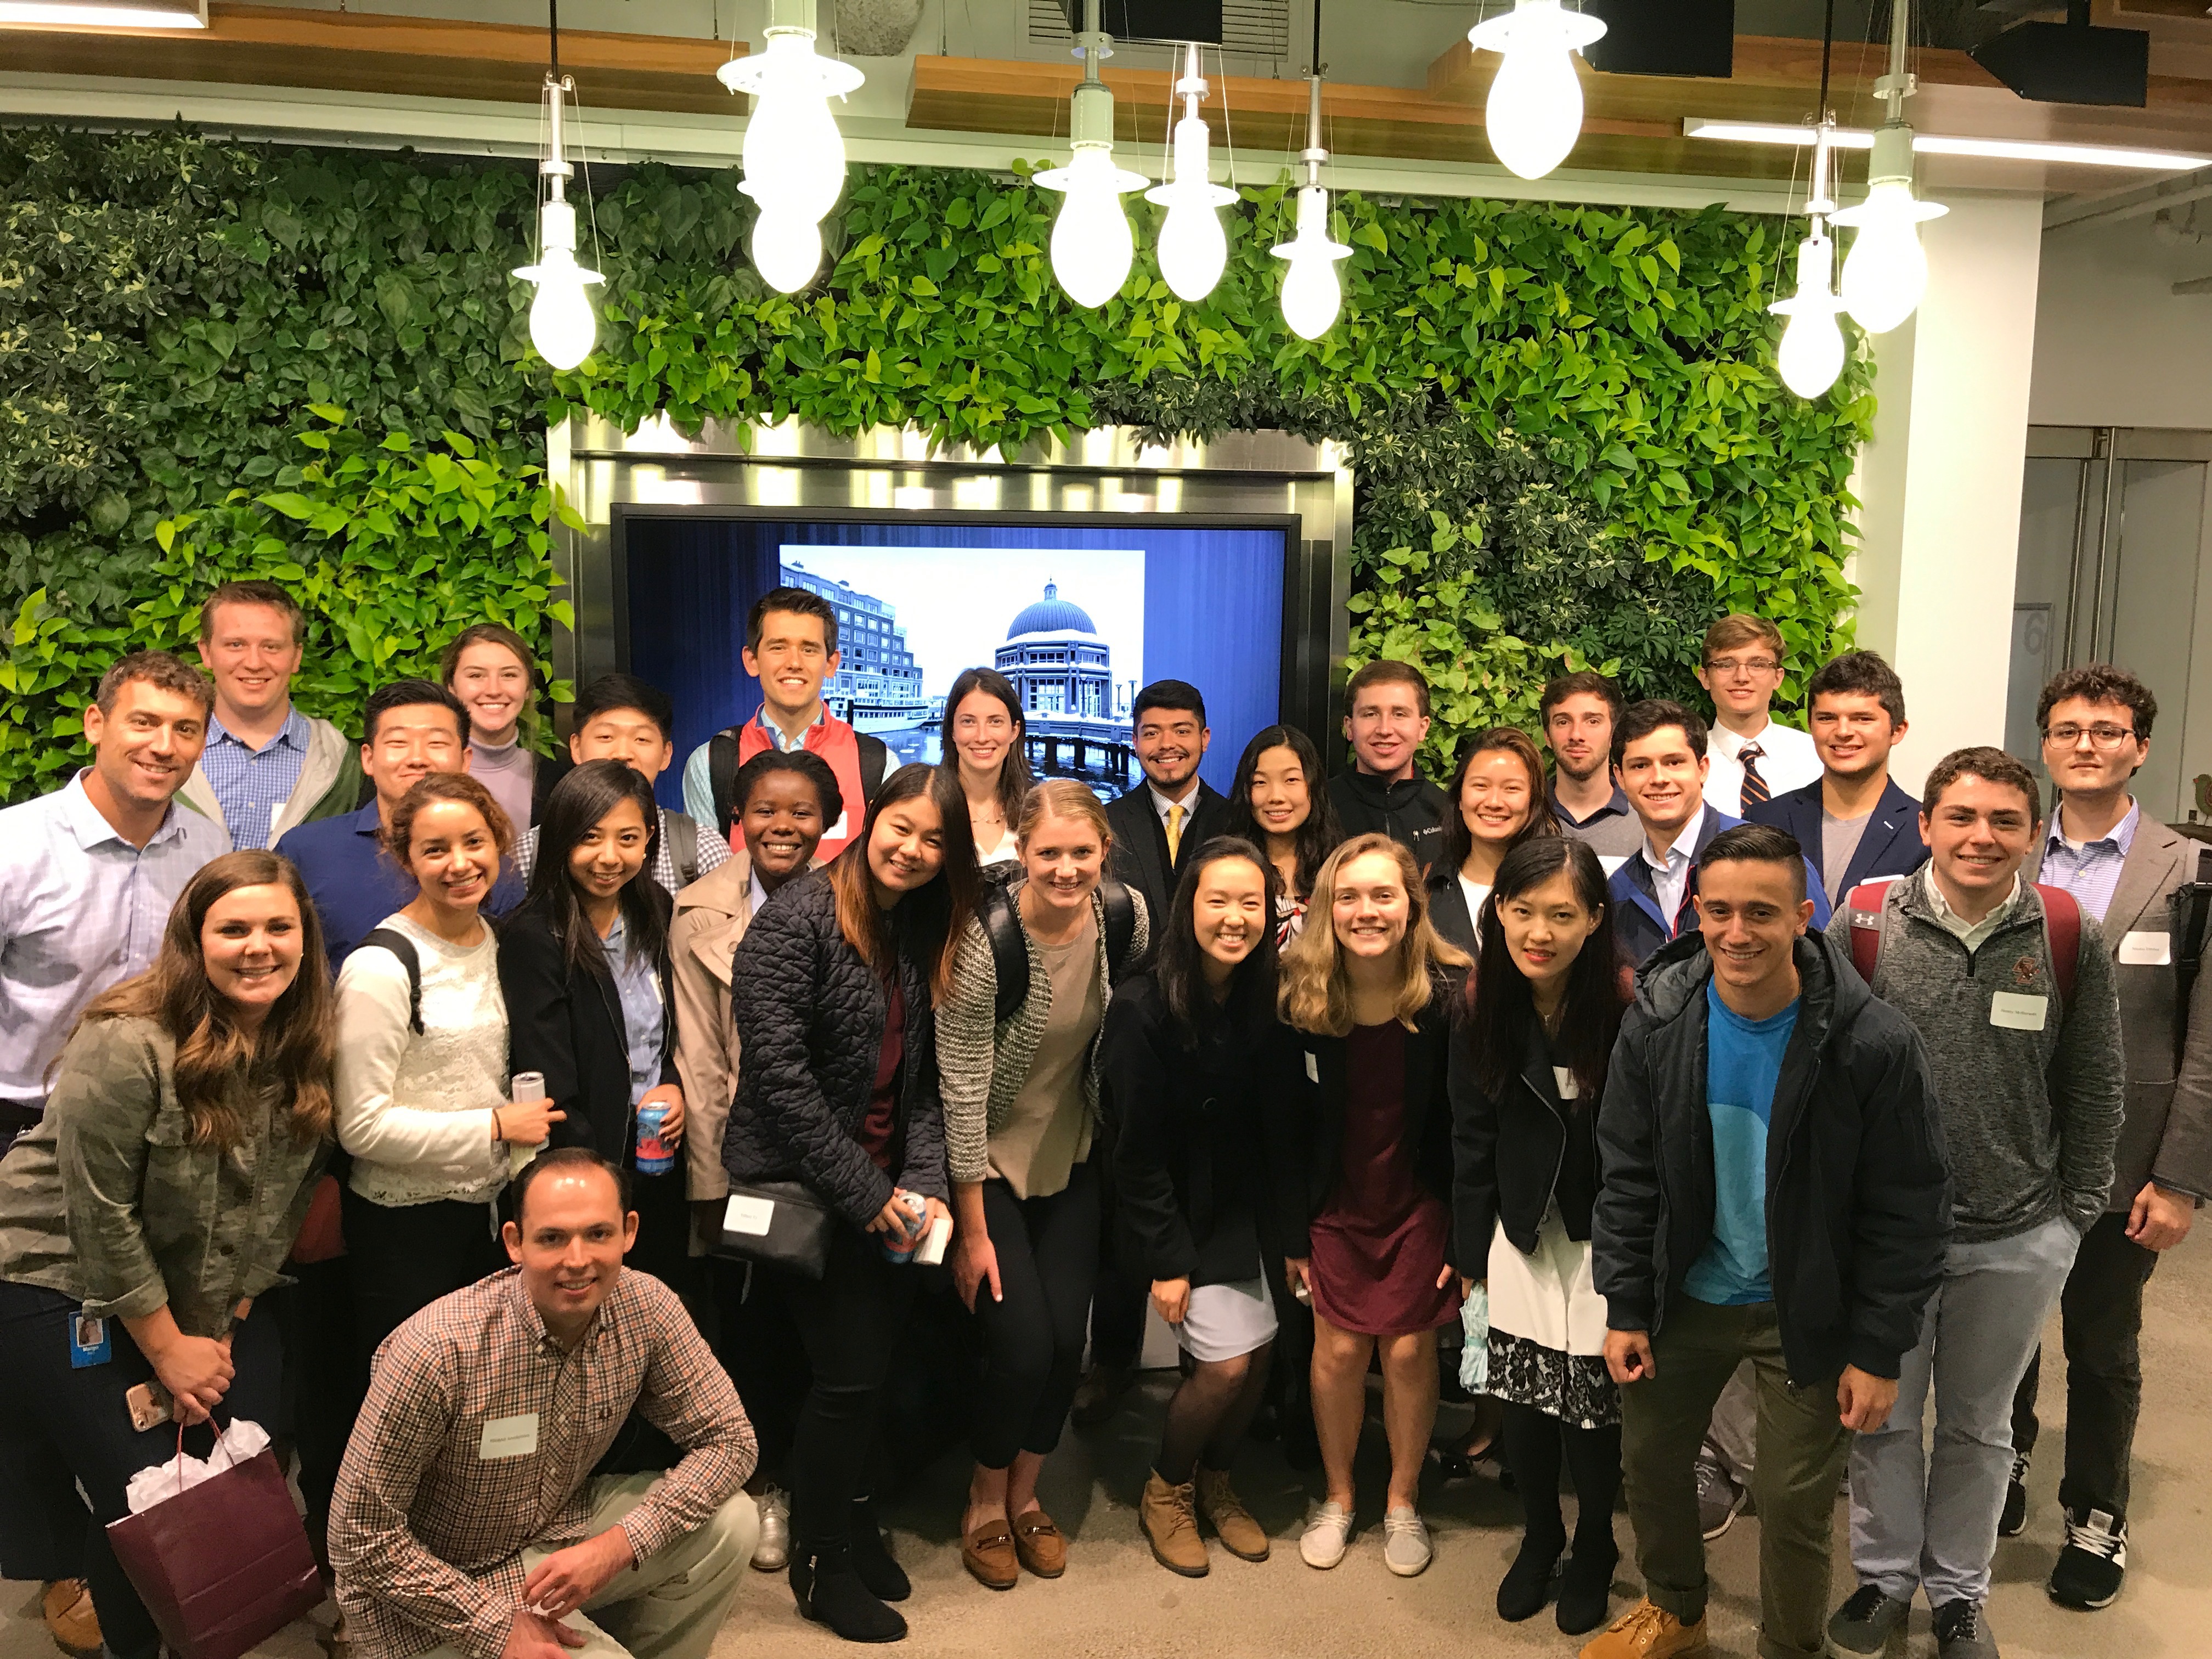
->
xmin=330 ymin=1267 xmax=755 ymax=1659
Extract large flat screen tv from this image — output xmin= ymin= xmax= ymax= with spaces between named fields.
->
xmin=617 ymin=508 xmax=1301 ymax=811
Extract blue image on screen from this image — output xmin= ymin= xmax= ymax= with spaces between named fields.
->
xmin=622 ymin=517 xmax=1287 ymax=811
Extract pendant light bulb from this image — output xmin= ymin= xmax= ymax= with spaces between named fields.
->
xmin=512 ymin=81 xmax=603 ymax=373
xmin=1467 ymin=0 xmax=1607 ymax=182
xmin=1144 ymin=45 xmax=1238 ymax=303
xmin=1830 ymin=131 xmax=1946 ymax=335
xmin=1770 ymin=230 xmax=1847 ymax=399
xmin=1035 ymin=20 xmax=1148 ymax=311
xmin=750 ymin=208 xmax=823 ymax=294
xmin=722 ymin=2 xmax=864 ymax=241
xmin=1273 ymin=184 xmax=1351 ymax=340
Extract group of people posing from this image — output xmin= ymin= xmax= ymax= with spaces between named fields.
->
xmin=0 ymin=586 xmax=2201 ymax=1659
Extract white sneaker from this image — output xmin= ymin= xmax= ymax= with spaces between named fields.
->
xmin=1300 ymin=1500 xmax=1354 ymax=1569
xmin=1383 ymin=1505 xmax=1432 ymax=1577
xmin=752 ymin=1485 xmax=791 ymax=1571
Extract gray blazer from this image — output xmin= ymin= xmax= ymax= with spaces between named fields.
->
xmin=2029 ymin=816 xmax=2212 ymax=1209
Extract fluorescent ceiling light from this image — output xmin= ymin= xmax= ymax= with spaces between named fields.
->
xmin=0 ymin=1 xmax=207 ymax=25
xmin=1685 ymin=118 xmax=2206 ymax=171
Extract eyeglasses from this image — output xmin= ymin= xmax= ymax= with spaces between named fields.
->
xmin=1706 ymin=657 xmax=1779 ymax=676
xmin=2042 ymin=722 xmax=2137 ymax=749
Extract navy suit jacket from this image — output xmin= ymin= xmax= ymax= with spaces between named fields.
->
xmin=1744 ymin=776 xmax=1928 ymax=902
xmin=1608 ymin=806 xmax=1833 ymax=967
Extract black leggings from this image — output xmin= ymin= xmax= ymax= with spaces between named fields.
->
xmin=342 ymin=1188 xmax=509 ymax=1365
xmin=0 ymin=1281 xmax=283 ymax=1659
xmin=1500 ymin=1399 xmax=1622 ymax=1557
xmin=778 ymin=1227 xmax=917 ymax=1555
xmin=970 ymin=1160 xmax=1100 ymax=1469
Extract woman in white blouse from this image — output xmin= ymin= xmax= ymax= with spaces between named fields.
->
xmin=333 ymin=772 xmax=562 ymax=1361
xmin=945 ymin=667 xmax=1030 ymax=881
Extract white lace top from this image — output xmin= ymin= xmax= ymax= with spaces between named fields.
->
xmin=334 ymin=911 xmax=511 ymax=1207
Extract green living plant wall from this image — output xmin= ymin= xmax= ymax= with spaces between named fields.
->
xmin=0 ymin=126 xmax=1874 ymax=802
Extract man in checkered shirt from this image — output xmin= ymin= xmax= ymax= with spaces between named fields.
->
xmin=330 ymin=1150 xmax=759 ymax=1659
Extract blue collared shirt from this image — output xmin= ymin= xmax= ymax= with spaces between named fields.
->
xmin=276 ymin=800 xmax=524 ymax=973
xmin=200 ymin=707 xmax=312 ymax=850
xmin=0 ymin=773 xmax=232 ymax=1098
xmin=603 ymin=915 xmax=666 ymax=1112
xmin=2040 ymin=800 xmax=2140 ymax=925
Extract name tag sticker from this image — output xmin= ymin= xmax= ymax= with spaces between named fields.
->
xmin=2119 ymin=931 xmax=2172 ymax=967
xmin=1990 ymin=991 xmax=2049 ymax=1032
xmin=724 ymin=1194 xmax=776 ymax=1237
xmin=478 ymin=1413 xmax=539 ymax=1460
xmin=1304 ymin=1051 xmax=1320 ymax=1084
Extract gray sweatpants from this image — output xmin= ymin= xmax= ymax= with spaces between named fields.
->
xmin=1846 ymin=1215 xmax=2080 ymax=1609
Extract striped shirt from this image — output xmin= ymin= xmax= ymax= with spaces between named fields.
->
xmin=2040 ymin=800 xmax=2140 ymax=925
xmin=200 ymin=707 xmax=312 ymax=850
xmin=329 ymin=1267 xmax=755 ymax=1659
xmin=0 ymin=774 xmax=230 ymax=1099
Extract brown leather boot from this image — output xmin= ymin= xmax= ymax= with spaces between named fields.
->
xmin=42 ymin=1579 xmax=100 ymax=1656
xmin=1141 ymin=1472 xmax=1209 ymax=1578
xmin=1194 ymin=1466 xmax=1270 ymax=1562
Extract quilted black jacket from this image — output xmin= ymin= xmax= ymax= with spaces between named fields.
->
xmin=722 ymin=868 xmax=949 ymax=1227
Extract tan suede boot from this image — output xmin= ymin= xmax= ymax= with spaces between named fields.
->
xmin=1578 ymin=1599 xmax=1710 ymax=1659
xmin=1194 ymin=1465 xmax=1271 ymax=1562
xmin=1141 ymin=1472 xmax=1209 ymax=1577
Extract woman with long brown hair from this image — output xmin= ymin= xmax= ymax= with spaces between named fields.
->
xmin=944 ymin=666 xmax=1031 ymax=878
xmin=723 ymin=763 xmax=977 ymax=1644
xmin=0 ymin=851 xmax=336 ymax=1659
xmin=1274 ymin=832 xmax=1470 ymax=1579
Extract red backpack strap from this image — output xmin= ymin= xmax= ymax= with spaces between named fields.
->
xmin=1846 ymin=879 xmax=1891 ymax=985
xmin=2034 ymin=884 xmax=2081 ymax=1007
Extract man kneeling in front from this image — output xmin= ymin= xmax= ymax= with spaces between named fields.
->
xmin=331 ymin=1149 xmax=759 ymax=1659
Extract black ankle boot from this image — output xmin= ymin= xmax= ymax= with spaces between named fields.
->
xmin=849 ymin=1494 xmax=911 ymax=1602
xmin=792 ymin=1545 xmax=907 ymax=1643
xmin=1555 ymin=1536 xmax=1619 ymax=1635
xmin=1496 ymin=1531 xmax=1565 ymax=1622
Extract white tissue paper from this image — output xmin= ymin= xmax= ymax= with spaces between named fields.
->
xmin=124 ymin=1419 xmax=272 ymax=1514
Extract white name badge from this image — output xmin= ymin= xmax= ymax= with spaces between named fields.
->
xmin=2119 ymin=931 xmax=2172 ymax=967
xmin=478 ymin=1413 xmax=539 ymax=1460
xmin=1304 ymin=1051 xmax=1320 ymax=1084
xmin=1990 ymin=991 xmax=2050 ymax=1032
xmin=724 ymin=1194 xmax=777 ymax=1237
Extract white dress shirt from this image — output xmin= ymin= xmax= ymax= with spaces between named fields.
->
xmin=1641 ymin=806 xmax=1709 ymax=929
xmin=1705 ymin=719 xmax=1821 ymax=817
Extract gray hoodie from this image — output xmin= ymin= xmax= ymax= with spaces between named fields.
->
xmin=1826 ymin=873 xmax=2123 ymax=1243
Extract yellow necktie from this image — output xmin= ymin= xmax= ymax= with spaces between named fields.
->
xmin=1166 ymin=802 xmax=1185 ymax=864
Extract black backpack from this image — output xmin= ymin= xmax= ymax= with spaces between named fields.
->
xmin=358 ymin=928 xmax=426 ymax=1034
xmin=2171 ymin=843 xmax=2212 ymax=1069
xmin=707 ymin=725 xmax=889 ymax=841
xmin=981 ymin=878 xmax=1139 ymax=1025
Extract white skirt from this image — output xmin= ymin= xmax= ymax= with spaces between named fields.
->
xmin=1485 ymin=1209 xmax=1617 ymax=1427
xmin=1173 ymin=1278 xmax=1279 ymax=1362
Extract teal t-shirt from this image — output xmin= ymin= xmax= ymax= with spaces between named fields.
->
xmin=1682 ymin=979 xmax=1799 ymax=1306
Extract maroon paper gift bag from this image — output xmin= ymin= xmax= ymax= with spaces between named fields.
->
xmin=106 ymin=1445 xmax=324 ymax=1659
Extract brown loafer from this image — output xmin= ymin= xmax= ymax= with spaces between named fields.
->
xmin=1013 ymin=1507 xmax=1067 ymax=1577
xmin=42 ymin=1579 xmax=100 ymax=1657
xmin=962 ymin=1517 xmax=1019 ymax=1589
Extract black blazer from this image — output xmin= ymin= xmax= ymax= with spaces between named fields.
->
xmin=1268 ymin=969 xmax=1463 ymax=1267
xmin=1104 ymin=779 xmax=1231 ymax=929
xmin=1745 ymin=776 xmax=1927 ymax=899
xmin=1107 ymin=974 xmax=1275 ymax=1289
xmin=1449 ymin=1018 xmax=1599 ymax=1271
xmin=498 ymin=886 xmax=680 ymax=1167
xmin=1425 ymin=866 xmax=1480 ymax=957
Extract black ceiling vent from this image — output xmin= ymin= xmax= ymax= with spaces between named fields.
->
xmin=1582 ymin=0 xmax=1734 ymax=79
xmin=1056 ymin=0 xmax=1224 ymax=44
xmin=1970 ymin=3 xmax=2148 ymax=108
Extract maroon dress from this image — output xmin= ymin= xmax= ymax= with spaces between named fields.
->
xmin=1306 ymin=1020 xmax=1459 ymax=1337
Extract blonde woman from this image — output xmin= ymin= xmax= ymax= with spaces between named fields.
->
xmin=938 ymin=778 xmax=1150 ymax=1589
xmin=1273 ymin=832 xmax=1470 ymax=1578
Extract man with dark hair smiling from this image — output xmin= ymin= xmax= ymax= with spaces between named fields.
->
xmin=1585 ymin=825 xmax=1949 ymax=1659
xmin=331 ymin=1148 xmax=757 ymax=1659
xmin=1823 ymin=747 xmax=2123 ymax=1659
xmin=1328 ymin=660 xmax=1452 ymax=873
xmin=1541 ymin=669 xmax=1642 ymax=862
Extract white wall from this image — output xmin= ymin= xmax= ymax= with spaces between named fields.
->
xmin=2032 ymin=208 xmax=2212 ymax=430
xmin=1853 ymin=193 xmax=2046 ymax=794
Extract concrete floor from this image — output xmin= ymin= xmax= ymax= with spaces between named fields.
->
xmin=8 ymin=1228 xmax=2208 ymax=1659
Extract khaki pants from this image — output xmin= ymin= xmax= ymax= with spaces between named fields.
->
xmin=414 ymin=1475 xmax=758 ymax=1659
xmin=1619 ymin=1298 xmax=1850 ymax=1659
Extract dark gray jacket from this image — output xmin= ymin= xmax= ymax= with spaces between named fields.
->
xmin=1592 ymin=929 xmax=1951 ymax=1384
xmin=1826 ymin=870 xmax=2124 ymax=1242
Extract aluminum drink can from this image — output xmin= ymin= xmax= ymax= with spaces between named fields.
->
xmin=634 ymin=1103 xmax=675 ymax=1175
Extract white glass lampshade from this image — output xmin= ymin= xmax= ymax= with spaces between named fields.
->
xmin=1270 ymin=184 xmax=1352 ymax=340
xmin=751 ymin=208 xmax=823 ymax=294
xmin=512 ymin=202 xmax=602 ymax=372
xmin=1036 ymin=142 xmax=1148 ymax=309
xmin=1830 ymin=177 xmax=1947 ymax=335
xmin=1145 ymin=113 xmax=1238 ymax=303
xmin=723 ymin=30 xmax=864 ymax=225
xmin=1769 ymin=231 xmax=1847 ymax=399
xmin=1468 ymin=0 xmax=1608 ymax=182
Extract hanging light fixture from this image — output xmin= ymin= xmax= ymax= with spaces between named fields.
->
xmin=1827 ymin=0 xmax=1945 ymax=334
xmin=1035 ymin=0 xmax=1148 ymax=309
xmin=720 ymin=0 xmax=864 ymax=294
xmin=1272 ymin=70 xmax=1352 ymax=340
xmin=512 ymin=49 xmax=603 ymax=374
xmin=1466 ymin=0 xmax=1607 ymax=182
xmin=1144 ymin=42 xmax=1238 ymax=303
xmin=1770 ymin=124 xmax=1849 ymax=400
